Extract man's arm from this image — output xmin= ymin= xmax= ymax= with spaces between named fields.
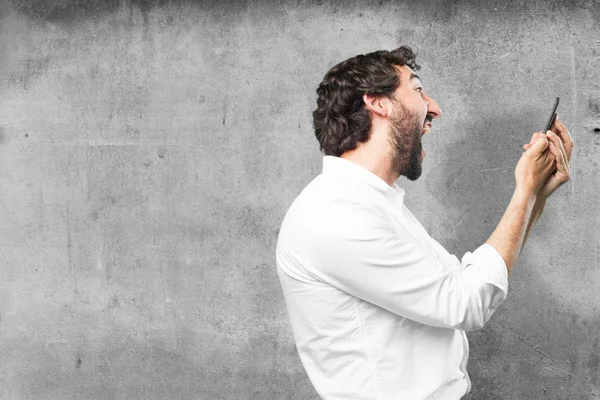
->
xmin=524 ymin=197 xmax=546 ymax=244
xmin=485 ymin=189 xmax=536 ymax=276
xmin=485 ymin=136 xmax=556 ymax=275
xmin=304 ymin=198 xmax=509 ymax=332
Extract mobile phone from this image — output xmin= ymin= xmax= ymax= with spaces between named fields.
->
xmin=543 ymin=97 xmax=560 ymax=133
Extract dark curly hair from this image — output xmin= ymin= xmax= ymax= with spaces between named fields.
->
xmin=312 ymin=46 xmax=420 ymax=156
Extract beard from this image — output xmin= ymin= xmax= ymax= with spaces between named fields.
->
xmin=388 ymin=99 xmax=425 ymax=181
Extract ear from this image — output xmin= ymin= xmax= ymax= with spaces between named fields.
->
xmin=362 ymin=93 xmax=392 ymax=118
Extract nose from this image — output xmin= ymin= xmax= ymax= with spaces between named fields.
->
xmin=424 ymin=94 xmax=442 ymax=119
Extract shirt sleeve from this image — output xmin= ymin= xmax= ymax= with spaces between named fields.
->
xmin=303 ymin=199 xmax=508 ymax=331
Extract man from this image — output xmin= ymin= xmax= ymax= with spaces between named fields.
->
xmin=275 ymin=46 xmax=573 ymax=399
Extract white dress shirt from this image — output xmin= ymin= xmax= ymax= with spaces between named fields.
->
xmin=276 ymin=155 xmax=508 ymax=400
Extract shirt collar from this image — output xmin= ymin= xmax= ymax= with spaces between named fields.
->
xmin=322 ymin=155 xmax=405 ymax=203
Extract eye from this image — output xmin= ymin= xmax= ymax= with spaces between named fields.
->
xmin=415 ymin=87 xmax=424 ymax=93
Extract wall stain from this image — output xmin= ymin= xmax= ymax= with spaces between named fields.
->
xmin=589 ymin=97 xmax=600 ymax=115
xmin=8 ymin=0 xmax=242 ymax=24
xmin=17 ymin=335 xmax=206 ymax=399
xmin=7 ymin=0 xmax=598 ymax=27
xmin=7 ymin=55 xmax=52 ymax=90
xmin=9 ymin=0 xmax=121 ymax=23
xmin=106 ymin=295 xmax=121 ymax=310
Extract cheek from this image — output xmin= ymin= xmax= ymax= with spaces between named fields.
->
xmin=409 ymin=95 xmax=427 ymax=119
xmin=415 ymin=96 xmax=428 ymax=117
xmin=410 ymin=102 xmax=426 ymax=124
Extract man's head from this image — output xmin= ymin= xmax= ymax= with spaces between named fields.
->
xmin=312 ymin=46 xmax=441 ymax=181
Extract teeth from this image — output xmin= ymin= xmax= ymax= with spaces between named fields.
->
xmin=423 ymin=125 xmax=431 ymax=133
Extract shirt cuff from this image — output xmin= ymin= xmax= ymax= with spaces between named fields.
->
xmin=462 ymin=243 xmax=509 ymax=295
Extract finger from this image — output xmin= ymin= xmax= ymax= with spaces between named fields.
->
xmin=527 ymin=135 xmax=549 ymax=159
xmin=529 ymin=131 xmax=544 ymax=145
xmin=548 ymin=141 xmax=571 ymax=180
xmin=523 ymin=142 xmax=538 ymax=150
xmin=548 ymin=143 xmax=566 ymax=176
xmin=551 ymin=115 xmax=574 ymax=158
xmin=547 ymin=130 xmax=568 ymax=164
xmin=523 ymin=132 xmax=545 ymax=150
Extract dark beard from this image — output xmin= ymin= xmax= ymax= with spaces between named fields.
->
xmin=388 ymin=100 xmax=424 ymax=181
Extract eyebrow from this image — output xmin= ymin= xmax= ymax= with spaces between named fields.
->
xmin=409 ymin=73 xmax=422 ymax=84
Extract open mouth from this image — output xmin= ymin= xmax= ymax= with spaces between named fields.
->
xmin=422 ymin=115 xmax=433 ymax=134
xmin=423 ymin=122 xmax=432 ymax=134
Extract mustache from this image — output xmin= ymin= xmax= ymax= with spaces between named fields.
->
xmin=424 ymin=115 xmax=433 ymax=124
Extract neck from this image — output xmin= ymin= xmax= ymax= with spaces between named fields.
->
xmin=340 ymin=124 xmax=398 ymax=186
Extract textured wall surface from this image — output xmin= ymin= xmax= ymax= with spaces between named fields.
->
xmin=0 ymin=0 xmax=599 ymax=399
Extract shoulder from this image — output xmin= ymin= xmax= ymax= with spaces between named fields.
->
xmin=289 ymin=185 xmax=390 ymax=255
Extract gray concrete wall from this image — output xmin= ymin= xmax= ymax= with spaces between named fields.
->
xmin=0 ymin=0 xmax=598 ymax=399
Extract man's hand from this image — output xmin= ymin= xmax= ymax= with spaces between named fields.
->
xmin=514 ymin=133 xmax=556 ymax=197
xmin=522 ymin=117 xmax=573 ymax=199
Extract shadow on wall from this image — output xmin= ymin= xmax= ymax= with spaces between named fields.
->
xmin=11 ymin=0 xmax=122 ymax=22
xmin=480 ymin=233 xmax=600 ymax=395
xmin=8 ymin=0 xmax=227 ymax=23
xmin=432 ymin=110 xmax=600 ymax=398
xmin=4 ymin=0 xmax=360 ymax=24
xmin=426 ymin=109 xmax=531 ymax=256
xmin=464 ymin=273 xmax=600 ymax=399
